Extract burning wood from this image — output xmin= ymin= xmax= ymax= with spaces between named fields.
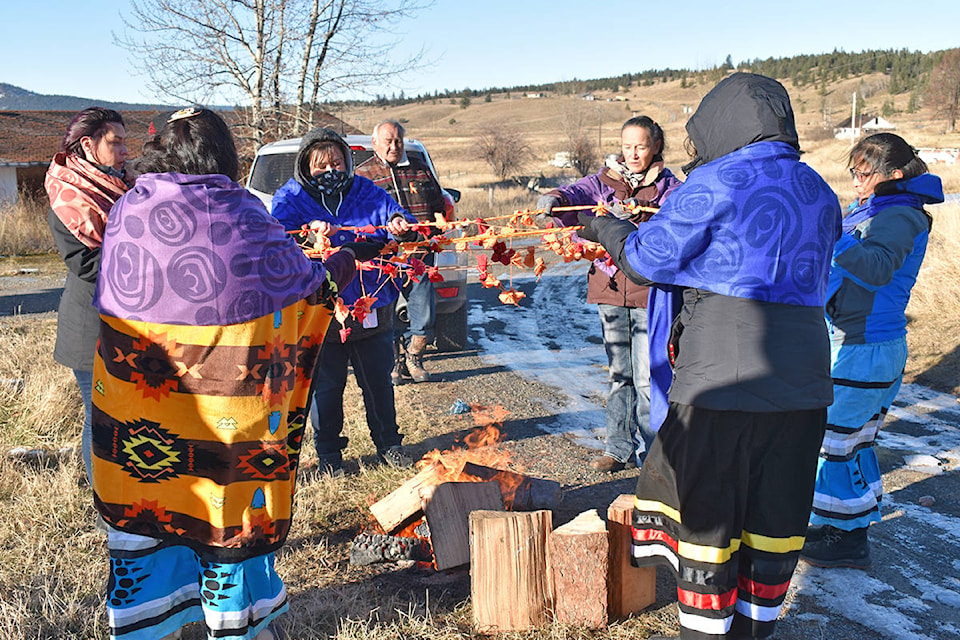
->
xmin=369 ymin=459 xmax=561 ymax=533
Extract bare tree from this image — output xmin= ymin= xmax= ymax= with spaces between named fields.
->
xmin=478 ymin=126 xmax=531 ymax=183
xmin=118 ymin=0 xmax=427 ymax=151
xmin=558 ymin=103 xmax=599 ymax=177
xmin=927 ymin=48 xmax=960 ymax=131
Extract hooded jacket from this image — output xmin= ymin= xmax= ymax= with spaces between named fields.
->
xmin=608 ymin=74 xmax=842 ymax=411
xmin=827 ymin=173 xmax=942 ymax=344
xmin=271 ymin=128 xmax=415 ymax=335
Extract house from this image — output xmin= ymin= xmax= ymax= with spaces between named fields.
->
xmin=525 ymin=92 xmax=545 ymax=99
xmin=834 ymin=114 xmax=896 ymax=140
xmin=0 ymin=109 xmax=167 ymax=204
xmin=0 ymin=109 xmax=356 ymax=205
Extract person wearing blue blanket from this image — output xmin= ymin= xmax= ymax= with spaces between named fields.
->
xmin=579 ymin=73 xmax=842 ymax=640
xmin=271 ymin=127 xmax=419 ymax=476
xmin=800 ymin=133 xmax=942 ymax=570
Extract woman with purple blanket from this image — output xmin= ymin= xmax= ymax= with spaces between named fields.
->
xmin=90 ymin=107 xmax=368 ymax=640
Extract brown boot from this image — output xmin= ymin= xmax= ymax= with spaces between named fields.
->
xmin=405 ymin=335 xmax=432 ymax=383
xmin=391 ymin=338 xmax=409 ymax=385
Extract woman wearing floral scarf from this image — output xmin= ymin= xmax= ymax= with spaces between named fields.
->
xmin=45 ymin=107 xmax=129 ymax=486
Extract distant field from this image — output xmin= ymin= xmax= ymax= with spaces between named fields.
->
xmin=334 ymin=72 xmax=960 ymax=206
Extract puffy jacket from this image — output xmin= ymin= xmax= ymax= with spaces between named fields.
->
xmin=827 ymin=173 xmax=942 ymax=344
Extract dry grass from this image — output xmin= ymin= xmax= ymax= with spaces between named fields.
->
xmin=3 ymin=72 xmax=960 ymax=638
xmin=0 ymin=193 xmax=57 ymax=257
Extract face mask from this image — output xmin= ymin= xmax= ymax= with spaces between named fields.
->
xmin=312 ymin=169 xmax=348 ymax=195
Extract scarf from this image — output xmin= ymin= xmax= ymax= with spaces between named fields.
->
xmin=45 ymin=153 xmax=129 ymax=249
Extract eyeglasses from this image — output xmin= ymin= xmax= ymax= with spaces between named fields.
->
xmin=849 ymin=168 xmax=877 ymax=181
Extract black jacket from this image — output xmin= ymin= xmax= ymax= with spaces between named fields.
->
xmin=48 ymin=209 xmax=101 ymax=371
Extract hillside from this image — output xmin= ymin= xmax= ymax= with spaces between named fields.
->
xmin=0 ymin=82 xmax=171 ymax=111
xmin=338 ymin=72 xmax=960 ymax=204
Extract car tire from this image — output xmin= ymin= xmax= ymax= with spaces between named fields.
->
xmin=434 ymin=302 xmax=468 ymax=352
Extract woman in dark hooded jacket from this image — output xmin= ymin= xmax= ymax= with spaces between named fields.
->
xmin=580 ymin=73 xmax=842 ymax=640
xmin=271 ymin=127 xmax=418 ymax=475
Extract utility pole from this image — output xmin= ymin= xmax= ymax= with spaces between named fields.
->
xmin=852 ymin=92 xmax=858 ymax=143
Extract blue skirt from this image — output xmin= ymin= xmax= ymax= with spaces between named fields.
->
xmin=810 ymin=338 xmax=907 ymax=530
xmin=106 ymin=529 xmax=288 ymax=640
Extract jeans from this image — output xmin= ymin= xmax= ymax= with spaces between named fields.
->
xmin=399 ymin=252 xmax=436 ymax=341
xmin=73 ymin=369 xmax=94 ymax=486
xmin=598 ymin=304 xmax=651 ymax=462
xmin=310 ymin=327 xmax=403 ymax=459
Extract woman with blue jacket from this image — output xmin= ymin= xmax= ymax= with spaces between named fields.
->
xmin=272 ymin=127 xmax=418 ymax=475
xmin=801 ymin=133 xmax=943 ymax=569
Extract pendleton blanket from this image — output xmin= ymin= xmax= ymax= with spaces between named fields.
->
xmin=624 ymin=141 xmax=841 ymax=307
xmin=92 ymin=173 xmax=334 ymax=560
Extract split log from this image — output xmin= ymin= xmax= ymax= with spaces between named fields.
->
xmin=607 ymin=494 xmax=656 ymax=619
xmin=470 ymin=509 xmax=553 ymax=632
xmin=460 ymin=462 xmax=562 ymax=511
xmin=369 ymin=461 xmax=447 ymax=533
xmin=548 ymin=509 xmax=608 ymax=628
xmin=370 ymin=461 xmax=562 ymax=533
xmin=424 ymin=481 xmax=504 ymax=570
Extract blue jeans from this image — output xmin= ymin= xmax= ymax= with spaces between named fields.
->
xmin=310 ymin=327 xmax=403 ymax=459
xmin=400 ymin=253 xmax=436 ymax=341
xmin=73 ymin=369 xmax=94 ymax=486
xmin=598 ymin=304 xmax=651 ymax=463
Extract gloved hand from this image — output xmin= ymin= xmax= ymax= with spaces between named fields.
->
xmin=537 ymin=194 xmax=560 ymax=216
xmin=608 ymin=203 xmax=633 ymax=220
xmin=340 ymin=240 xmax=385 ymax=262
xmin=577 ymin=212 xmax=609 ymax=242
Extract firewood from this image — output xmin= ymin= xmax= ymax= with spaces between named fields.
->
xmin=470 ymin=509 xmax=553 ymax=632
xmin=424 ymin=481 xmax=504 ymax=571
xmin=548 ymin=509 xmax=609 ymax=628
xmin=460 ymin=462 xmax=562 ymax=511
xmin=607 ymin=494 xmax=655 ymax=619
xmin=369 ymin=461 xmax=562 ymax=533
xmin=369 ymin=461 xmax=446 ymax=533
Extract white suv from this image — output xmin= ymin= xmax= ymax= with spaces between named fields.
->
xmin=246 ymin=135 xmax=468 ymax=351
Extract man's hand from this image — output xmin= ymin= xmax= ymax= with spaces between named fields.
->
xmin=386 ymin=214 xmax=419 ymax=242
xmin=386 ymin=215 xmax=411 ymax=237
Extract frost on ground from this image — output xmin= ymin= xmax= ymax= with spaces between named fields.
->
xmin=469 ymin=265 xmax=960 ymax=640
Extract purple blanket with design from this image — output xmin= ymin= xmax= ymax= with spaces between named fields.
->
xmin=95 ymin=172 xmax=327 ymax=326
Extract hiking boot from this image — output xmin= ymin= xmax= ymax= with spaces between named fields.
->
xmin=379 ymin=445 xmax=414 ymax=469
xmin=316 ymin=454 xmax=345 ymax=478
xmin=405 ymin=335 xmax=432 ymax=383
xmin=589 ymin=454 xmax=637 ymax=472
xmin=800 ymin=525 xmax=871 ymax=569
xmin=391 ymin=338 xmax=409 ymax=385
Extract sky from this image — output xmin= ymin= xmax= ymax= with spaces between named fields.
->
xmin=1 ymin=0 xmax=958 ymax=105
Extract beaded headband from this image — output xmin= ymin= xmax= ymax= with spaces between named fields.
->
xmin=167 ymin=107 xmax=203 ymax=123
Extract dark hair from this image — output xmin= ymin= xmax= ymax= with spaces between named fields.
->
xmin=849 ymin=133 xmax=927 ymax=181
xmin=131 ymin=107 xmax=238 ymax=181
xmin=61 ymin=107 xmax=125 ymax=157
xmin=621 ymin=116 xmax=665 ymax=160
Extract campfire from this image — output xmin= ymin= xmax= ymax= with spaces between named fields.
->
xmin=353 ymin=404 xmax=561 ymax=570
xmin=352 ymin=403 xmax=656 ymax=632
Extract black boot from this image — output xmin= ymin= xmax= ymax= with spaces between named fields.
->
xmin=391 ymin=337 xmax=409 ymax=385
xmin=800 ymin=525 xmax=871 ymax=569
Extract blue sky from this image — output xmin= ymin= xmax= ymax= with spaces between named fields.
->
xmin=2 ymin=0 xmax=957 ymax=104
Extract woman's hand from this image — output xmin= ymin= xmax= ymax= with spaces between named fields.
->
xmin=309 ymin=219 xmax=340 ymax=237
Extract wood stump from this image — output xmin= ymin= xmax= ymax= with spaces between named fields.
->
xmin=424 ymin=481 xmax=503 ymax=570
xmin=470 ymin=509 xmax=553 ymax=632
xmin=607 ymin=493 xmax=656 ymax=619
xmin=548 ymin=509 xmax=609 ymax=628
